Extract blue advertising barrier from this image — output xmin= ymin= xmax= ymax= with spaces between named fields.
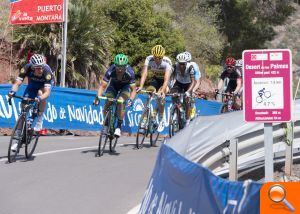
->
xmin=139 ymin=144 xmax=262 ymax=214
xmin=0 ymin=84 xmax=223 ymax=134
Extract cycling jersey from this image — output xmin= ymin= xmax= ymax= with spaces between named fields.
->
xmin=220 ymin=68 xmax=242 ymax=93
xmin=190 ymin=62 xmax=201 ymax=81
xmin=16 ymin=63 xmax=54 ymax=99
xmin=104 ymin=64 xmax=135 ymax=97
xmin=103 ymin=64 xmax=135 ymax=86
xmin=173 ymin=62 xmax=195 ymax=84
xmin=144 ymin=55 xmax=172 ymax=79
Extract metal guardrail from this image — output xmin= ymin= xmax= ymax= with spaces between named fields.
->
xmin=198 ymin=120 xmax=300 ymax=181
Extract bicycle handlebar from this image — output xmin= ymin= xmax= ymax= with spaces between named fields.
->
xmin=139 ymin=90 xmax=159 ymax=95
xmin=98 ymin=96 xmax=124 ymax=104
xmin=8 ymin=95 xmax=36 ymax=106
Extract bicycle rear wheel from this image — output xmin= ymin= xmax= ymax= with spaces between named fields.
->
xmin=110 ymin=137 xmax=118 ymax=153
xmin=169 ymin=107 xmax=180 ymax=137
xmin=136 ymin=109 xmax=149 ymax=149
xmin=8 ymin=115 xmax=26 ymax=163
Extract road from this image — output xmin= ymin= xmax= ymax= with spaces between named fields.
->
xmin=0 ymin=135 xmax=160 ymax=214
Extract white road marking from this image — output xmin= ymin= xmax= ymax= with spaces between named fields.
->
xmin=0 ymin=143 xmax=131 ymax=162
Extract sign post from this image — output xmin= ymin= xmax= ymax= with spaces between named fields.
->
xmin=243 ymin=49 xmax=292 ymax=182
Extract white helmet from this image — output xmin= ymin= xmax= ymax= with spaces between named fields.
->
xmin=176 ymin=53 xmax=189 ymax=63
xmin=183 ymin=51 xmax=192 ymax=62
xmin=30 ymin=54 xmax=45 ymax=67
xmin=235 ymin=59 xmax=243 ymax=67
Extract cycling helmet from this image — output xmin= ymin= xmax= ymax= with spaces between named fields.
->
xmin=225 ymin=57 xmax=236 ymax=66
xmin=176 ymin=53 xmax=188 ymax=63
xmin=114 ymin=53 xmax=128 ymax=66
xmin=235 ymin=59 xmax=243 ymax=67
xmin=30 ymin=54 xmax=45 ymax=67
xmin=151 ymin=45 xmax=165 ymax=58
xmin=183 ymin=51 xmax=192 ymax=62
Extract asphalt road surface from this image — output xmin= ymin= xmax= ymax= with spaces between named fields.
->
xmin=0 ymin=135 xmax=161 ymax=214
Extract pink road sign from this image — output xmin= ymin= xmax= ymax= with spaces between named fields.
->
xmin=243 ymin=49 xmax=292 ymax=122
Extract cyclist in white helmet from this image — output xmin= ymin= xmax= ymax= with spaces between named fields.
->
xmin=183 ymin=51 xmax=201 ymax=96
xmin=170 ymin=53 xmax=195 ymax=126
xmin=8 ymin=54 xmax=54 ymax=151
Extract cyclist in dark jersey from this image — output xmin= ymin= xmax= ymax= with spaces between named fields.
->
xmin=8 ymin=54 xmax=54 ymax=132
xmin=216 ymin=57 xmax=242 ymax=110
xmin=94 ymin=54 xmax=136 ymax=137
xmin=216 ymin=57 xmax=242 ymax=94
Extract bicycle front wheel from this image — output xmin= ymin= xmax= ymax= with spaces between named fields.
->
xmin=25 ymin=128 xmax=40 ymax=159
xmin=110 ymin=137 xmax=118 ymax=153
xmin=136 ymin=109 xmax=149 ymax=149
xmin=98 ymin=133 xmax=109 ymax=157
xmin=8 ymin=115 xmax=26 ymax=163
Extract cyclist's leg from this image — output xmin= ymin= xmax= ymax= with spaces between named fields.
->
xmin=170 ymin=82 xmax=180 ymax=103
xmin=34 ymin=87 xmax=50 ymax=131
xmin=182 ymin=83 xmax=191 ymax=123
xmin=22 ymin=86 xmax=40 ymax=130
xmin=103 ymin=84 xmax=116 ymax=131
xmin=145 ymin=78 xmax=159 ymax=118
xmin=116 ymin=85 xmax=130 ymax=131
xmin=156 ymin=79 xmax=165 ymax=117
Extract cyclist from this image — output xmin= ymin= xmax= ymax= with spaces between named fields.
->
xmin=138 ymin=45 xmax=172 ymax=131
xmin=93 ymin=54 xmax=136 ymax=137
xmin=170 ymin=53 xmax=195 ymax=126
xmin=8 ymin=54 xmax=54 ymax=151
xmin=183 ymin=51 xmax=201 ymax=96
xmin=216 ymin=57 xmax=242 ymax=109
xmin=8 ymin=54 xmax=54 ymax=131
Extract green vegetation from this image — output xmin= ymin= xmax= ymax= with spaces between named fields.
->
xmin=1 ymin=0 xmax=298 ymax=88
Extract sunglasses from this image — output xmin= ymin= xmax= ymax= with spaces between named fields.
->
xmin=179 ymin=62 xmax=187 ymax=66
xmin=116 ymin=65 xmax=126 ymax=69
xmin=154 ymin=56 xmax=163 ymax=60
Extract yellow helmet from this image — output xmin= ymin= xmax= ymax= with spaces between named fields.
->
xmin=151 ymin=45 xmax=165 ymax=58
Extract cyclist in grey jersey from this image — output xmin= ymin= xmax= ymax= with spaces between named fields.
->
xmin=183 ymin=51 xmax=201 ymax=96
xmin=170 ymin=53 xmax=195 ymax=126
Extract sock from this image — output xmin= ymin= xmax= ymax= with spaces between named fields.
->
xmin=117 ymin=119 xmax=123 ymax=129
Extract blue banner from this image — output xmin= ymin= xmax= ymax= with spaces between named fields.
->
xmin=0 ymin=84 xmax=223 ymax=134
xmin=139 ymin=144 xmax=262 ymax=213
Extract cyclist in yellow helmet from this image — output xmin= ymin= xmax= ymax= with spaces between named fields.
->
xmin=138 ymin=45 xmax=172 ymax=132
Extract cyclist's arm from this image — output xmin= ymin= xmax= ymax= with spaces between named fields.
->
xmin=217 ymin=79 xmax=224 ymax=91
xmin=193 ymin=79 xmax=201 ymax=93
xmin=161 ymin=68 xmax=171 ymax=93
xmin=129 ymin=84 xmax=137 ymax=101
xmin=187 ymin=77 xmax=195 ymax=93
xmin=40 ymin=87 xmax=51 ymax=100
xmin=233 ymin=78 xmax=242 ymax=94
xmin=11 ymin=79 xmax=22 ymax=92
xmin=139 ymin=65 xmax=148 ymax=89
xmin=97 ymin=80 xmax=108 ymax=98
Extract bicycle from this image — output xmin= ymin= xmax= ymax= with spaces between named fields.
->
xmin=7 ymin=95 xmax=40 ymax=163
xmin=256 ymin=88 xmax=271 ymax=103
xmin=136 ymin=90 xmax=161 ymax=149
xmin=96 ymin=96 xmax=124 ymax=157
xmin=216 ymin=92 xmax=240 ymax=113
xmin=168 ymin=92 xmax=187 ymax=137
